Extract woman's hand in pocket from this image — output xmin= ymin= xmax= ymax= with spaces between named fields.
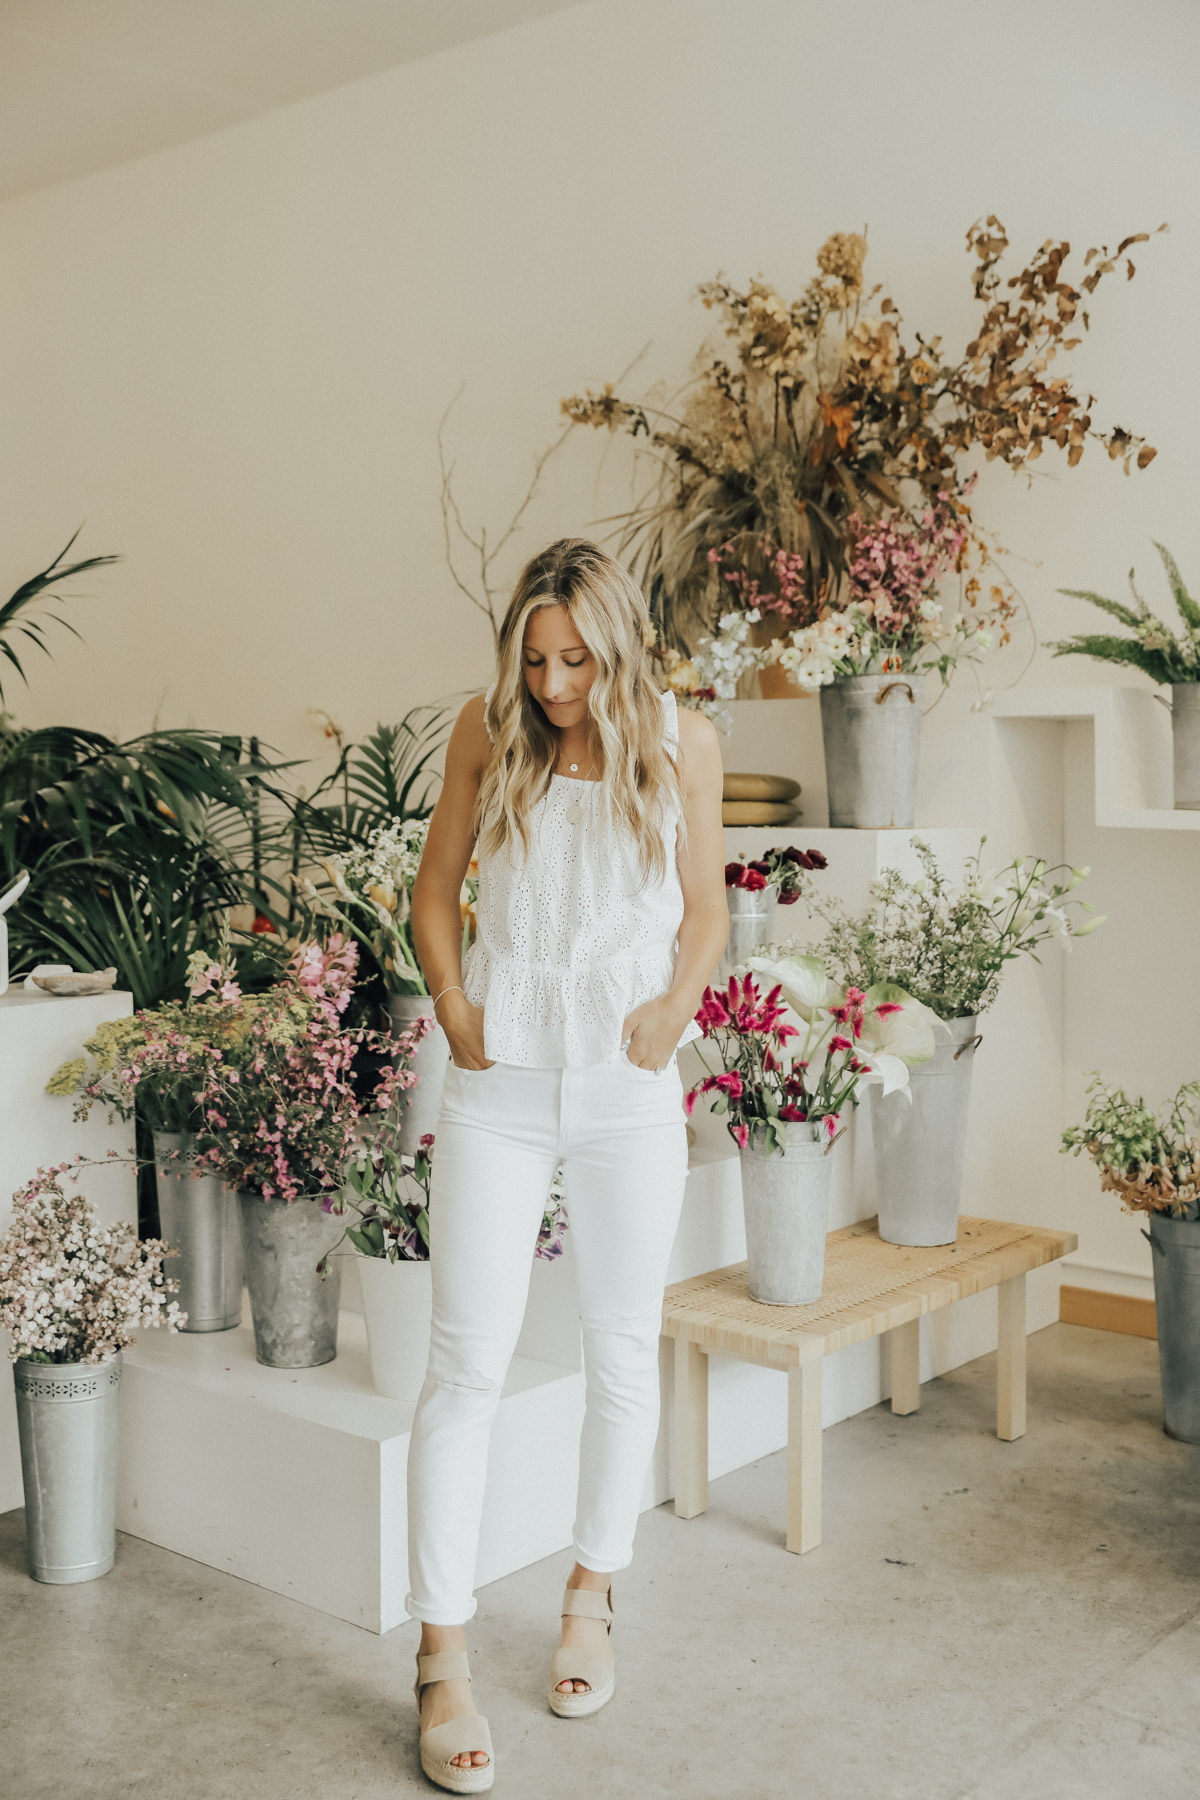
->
xmin=435 ymin=990 xmax=494 ymax=1069
xmin=621 ymin=996 xmax=687 ymax=1072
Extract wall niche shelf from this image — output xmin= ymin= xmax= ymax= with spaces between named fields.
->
xmin=990 ymin=685 xmax=1200 ymax=832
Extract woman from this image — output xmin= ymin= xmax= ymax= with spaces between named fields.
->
xmin=407 ymin=538 xmax=726 ymax=1792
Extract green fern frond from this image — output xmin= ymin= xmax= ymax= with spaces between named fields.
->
xmin=1057 ymin=587 xmax=1142 ymax=630
xmin=1154 ymin=542 xmax=1200 ymax=632
xmin=1050 ymin=633 xmax=1175 ymax=685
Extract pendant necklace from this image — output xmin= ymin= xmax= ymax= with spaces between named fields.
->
xmin=561 ymin=752 xmax=596 ymax=824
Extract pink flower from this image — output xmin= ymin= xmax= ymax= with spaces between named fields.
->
xmin=875 ymin=1002 xmax=903 ymax=1017
xmin=825 ymin=1114 xmax=840 ymax=1139
xmin=828 ymin=1035 xmax=853 ymax=1054
xmin=732 ymin=1122 xmax=749 ymax=1149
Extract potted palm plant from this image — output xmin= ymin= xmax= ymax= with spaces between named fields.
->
xmin=0 ymin=1163 xmax=182 ymax=1583
xmin=1053 ymin=544 xmax=1200 ymax=808
xmin=1063 ymin=1077 xmax=1200 ymax=1443
xmin=819 ymin=841 xmax=1103 ymax=1245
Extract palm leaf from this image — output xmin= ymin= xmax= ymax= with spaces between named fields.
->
xmin=1154 ymin=543 xmax=1200 ymax=633
xmin=0 ymin=534 xmax=119 ymax=704
xmin=298 ymin=703 xmax=455 ymax=854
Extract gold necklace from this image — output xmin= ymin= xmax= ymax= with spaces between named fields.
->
xmin=558 ymin=750 xmax=597 ymax=823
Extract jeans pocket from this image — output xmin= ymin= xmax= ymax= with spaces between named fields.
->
xmin=620 ymin=1047 xmax=670 ymax=1079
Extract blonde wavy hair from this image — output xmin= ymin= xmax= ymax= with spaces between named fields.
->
xmin=475 ymin=539 xmax=685 ymax=883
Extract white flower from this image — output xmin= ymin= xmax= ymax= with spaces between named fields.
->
xmin=744 ymin=951 xmax=832 ymax=1020
xmin=853 ymin=1051 xmax=913 ymax=1101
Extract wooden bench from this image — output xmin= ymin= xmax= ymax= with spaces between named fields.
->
xmin=662 ymin=1214 xmax=1077 ymax=1554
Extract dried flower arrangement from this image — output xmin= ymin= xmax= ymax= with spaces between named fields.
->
xmin=564 ymin=220 xmax=1164 ymax=712
xmin=1054 ymin=543 xmax=1200 ymax=684
xmin=320 ymin=1131 xmax=568 ymax=1270
xmin=1062 ymin=1077 xmax=1200 ymax=1219
xmin=0 ymin=1162 xmax=184 ymax=1362
xmin=816 ymin=839 xmax=1103 ymax=1020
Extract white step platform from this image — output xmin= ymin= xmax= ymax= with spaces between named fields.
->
xmin=116 ymin=1094 xmax=1062 ymax=1633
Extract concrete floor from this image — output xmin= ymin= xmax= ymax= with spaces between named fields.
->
xmin=3 ymin=1322 xmax=1199 ymax=1800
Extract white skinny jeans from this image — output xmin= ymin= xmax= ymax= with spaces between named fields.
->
xmin=405 ymin=1053 xmax=689 ymax=1625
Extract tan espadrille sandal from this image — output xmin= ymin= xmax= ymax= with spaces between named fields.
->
xmin=547 ymin=1585 xmax=615 ymax=1718
xmin=414 ymin=1649 xmax=494 ymax=1793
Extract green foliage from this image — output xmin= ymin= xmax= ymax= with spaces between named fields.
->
xmin=0 ymin=533 xmax=119 ymax=706
xmin=1053 ymin=545 xmax=1200 ymax=684
xmin=1062 ymin=1074 xmax=1200 ymax=1220
xmin=297 ymin=707 xmax=454 ymax=856
xmin=0 ymin=724 xmax=288 ymax=1008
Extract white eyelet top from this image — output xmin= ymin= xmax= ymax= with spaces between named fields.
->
xmin=463 ymin=687 xmax=702 ymax=1068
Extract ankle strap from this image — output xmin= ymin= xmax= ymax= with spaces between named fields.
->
xmin=561 ymin=1586 xmax=613 ymax=1622
xmin=416 ymin=1648 xmax=471 ymax=1687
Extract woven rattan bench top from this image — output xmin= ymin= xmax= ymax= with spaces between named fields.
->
xmin=662 ymin=1215 xmax=1077 ymax=1368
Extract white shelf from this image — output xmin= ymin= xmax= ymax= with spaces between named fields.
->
xmin=991 ymin=685 xmax=1200 ymax=831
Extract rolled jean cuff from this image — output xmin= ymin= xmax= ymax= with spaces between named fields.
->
xmin=405 ymin=1593 xmax=479 ymax=1626
xmin=571 ymin=1542 xmax=633 ymax=1576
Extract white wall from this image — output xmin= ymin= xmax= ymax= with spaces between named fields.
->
xmin=1 ymin=0 xmax=1197 ymax=753
xmin=1 ymin=0 xmax=1198 ymax=1300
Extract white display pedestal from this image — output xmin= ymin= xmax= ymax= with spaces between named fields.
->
xmin=0 ymin=986 xmax=138 ymax=1512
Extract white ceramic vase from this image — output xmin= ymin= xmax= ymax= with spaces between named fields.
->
xmin=358 ymin=1255 xmax=434 ymax=1400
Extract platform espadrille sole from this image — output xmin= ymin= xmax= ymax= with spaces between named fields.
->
xmin=548 ymin=1671 xmax=616 ymax=1718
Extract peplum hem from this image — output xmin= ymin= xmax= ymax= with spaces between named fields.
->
xmin=463 ymin=945 xmax=702 ymax=1069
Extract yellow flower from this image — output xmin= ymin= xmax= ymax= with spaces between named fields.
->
xmin=46 ymin=1057 xmax=86 ymax=1097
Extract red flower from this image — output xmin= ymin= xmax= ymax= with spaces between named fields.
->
xmin=741 ymin=868 xmax=768 ymax=891
xmin=875 ymin=1002 xmax=903 ymax=1018
xmin=251 ymin=912 xmax=277 ymax=935
xmin=724 ymin=862 xmax=748 ymax=888
xmin=777 ymin=888 xmax=801 ymax=906
xmin=828 ymin=1035 xmax=853 ymax=1054
xmin=779 ymin=1104 xmax=809 ymax=1122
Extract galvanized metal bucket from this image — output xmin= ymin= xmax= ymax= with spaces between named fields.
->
xmin=871 ymin=1015 xmax=980 ymax=1247
xmin=1147 ymin=1213 xmax=1200 ymax=1442
xmin=740 ymin=1126 xmax=834 ymax=1305
xmin=820 ymin=673 xmax=924 ymax=828
xmin=14 ymin=1354 xmax=122 ymax=1583
xmin=723 ymin=887 xmax=778 ymax=977
xmin=238 ymin=1192 xmax=344 ymax=1368
xmin=1170 ymin=685 xmax=1200 ymax=810
xmin=358 ymin=1254 xmax=434 ymax=1400
xmin=153 ymin=1132 xmax=243 ymax=1332
xmin=386 ymin=992 xmax=450 ymax=1154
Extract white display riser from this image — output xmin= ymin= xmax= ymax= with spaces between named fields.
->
xmin=114 ymin=1114 xmax=1061 ymax=1634
xmin=0 ymin=986 xmax=138 ymax=1514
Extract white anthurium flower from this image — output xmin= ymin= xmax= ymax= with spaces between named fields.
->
xmin=744 ymin=951 xmax=832 ymax=1021
xmin=859 ymin=982 xmax=943 ymax=1066
xmin=853 ymin=1050 xmax=913 ymax=1102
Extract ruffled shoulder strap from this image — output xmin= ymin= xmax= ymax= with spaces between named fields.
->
xmin=659 ymin=686 xmax=680 ymax=754
xmin=482 ymin=682 xmax=496 ymax=743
